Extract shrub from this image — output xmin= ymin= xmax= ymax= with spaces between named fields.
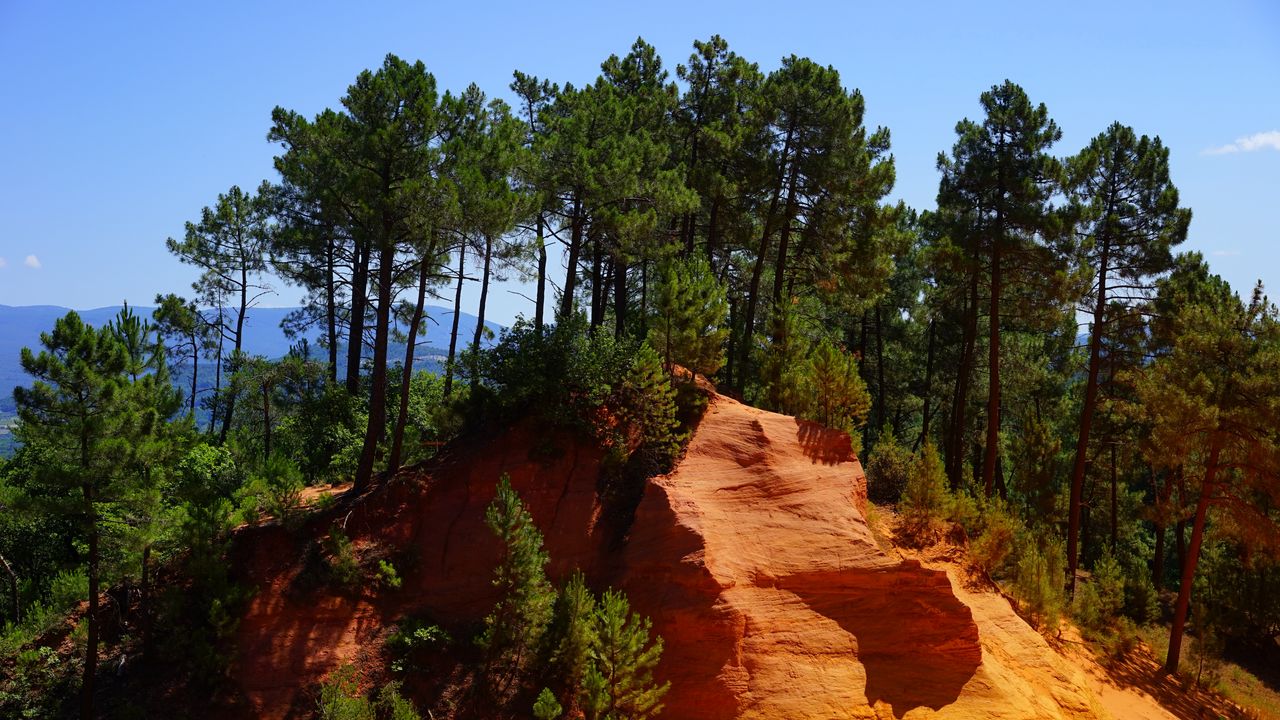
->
xmin=323 ymin=527 xmax=361 ymax=588
xmin=969 ymin=501 xmax=1019 ymax=575
xmin=1011 ymin=532 xmax=1067 ymax=631
xmin=902 ymin=442 xmax=949 ymax=520
xmin=317 ymin=664 xmax=373 ymax=720
xmin=386 ymin=618 xmax=450 ymax=675
xmin=582 ymin=589 xmax=669 ymax=720
xmin=865 ymin=427 xmax=912 ymax=505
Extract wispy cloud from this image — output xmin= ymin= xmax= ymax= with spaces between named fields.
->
xmin=1203 ymin=130 xmax=1280 ymax=155
xmin=24 ymin=254 xmax=41 ymax=269
xmin=0 ymin=257 xmax=7 ymax=268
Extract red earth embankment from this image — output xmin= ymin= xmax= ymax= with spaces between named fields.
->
xmin=232 ymin=392 xmax=1114 ymax=719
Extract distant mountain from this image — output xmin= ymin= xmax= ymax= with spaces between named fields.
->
xmin=0 ymin=304 xmax=504 ymax=416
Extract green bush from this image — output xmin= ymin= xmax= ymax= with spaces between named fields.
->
xmin=386 ymin=618 xmax=450 ymax=675
xmin=902 ymin=442 xmax=949 ymax=521
xmin=467 ymin=316 xmax=681 ymax=464
xmin=533 ymin=687 xmax=563 ymax=720
xmin=865 ymin=427 xmax=912 ymax=505
xmin=1011 ymin=532 xmax=1066 ymax=631
xmin=322 ymin=526 xmax=361 ymax=588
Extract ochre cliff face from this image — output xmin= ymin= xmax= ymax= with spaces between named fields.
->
xmin=233 ymin=394 xmax=1109 ymax=719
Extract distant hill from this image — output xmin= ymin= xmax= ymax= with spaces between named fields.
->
xmin=0 ymin=304 xmax=504 ymax=416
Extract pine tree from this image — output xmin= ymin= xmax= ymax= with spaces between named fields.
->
xmin=1134 ymin=287 xmax=1280 ymax=673
xmin=166 ymin=182 xmax=276 ymax=440
xmin=582 ymin=588 xmax=669 ymax=720
xmin=1065 ymin=122 xmax=1190 ymax=591
xmin=481 ymin=475 xmax=555 ymax=693
xmin=648 ymin=256 xmax=729 ymax=376
xmin=936 ymin=80 xmax=1069 ymax=496
xmin=14 ymin=312 xmax=130 ymax=719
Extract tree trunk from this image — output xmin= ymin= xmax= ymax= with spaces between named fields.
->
xmin=261 ymin=383 xmax=272 ymax=460
xmin=354 ymin=243 xmax=395 ymax=493
xmin=947 ymin=271 xmax=979 ymax=490
xmin=211 ymin=306 xmax=225 ymax=435
xmin=590 ymin=233 xmax=605 ymax=329
xmin=345 ymin=242 xmax=370 ymax=394
xmin=982 ymin=235 xmax=1002 ymax=497
xmin=443 ymin=241 xmax=466 ymax=397
xmin=325 ymin=230 xmax=339 ymax=384
xmin=874 ymin=303 xmax=887 ymax=431
xmin=738 ymin=124 xmax=794 ymax=392
xmin=534 ymin=214 xmax=547 ymax=331
xmin=472 ymin=234 xmax=493 ymax=388
xmin=1068 ymin=244 xmax=1110 ymax=591
xmin=389 ymin=258 xmax=430 ymax=474
xmin=1110 ymin=441 xmax=1118 ymax=553
xmin=919 ymin=317 xmax=937 ymax=450
xmin=770 ymin=164 xmax=801 ymax=307
xmin=1166 ymin=441 xmax=1221 ymax=674
xmin=0 ymin=551 xmax=17 ymax=624
xmin=613 ymin=255 xmax=628 ymax=340
xmin=81 ymin=485 xmax=98 ymax=720
xmin=189 ymin=332 xmax=199 ymax=417
xmin=560 ymin=198 xmax=583 ymax=319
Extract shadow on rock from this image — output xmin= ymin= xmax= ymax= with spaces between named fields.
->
xmin=784 ymin=559 xmax=982 ymax=718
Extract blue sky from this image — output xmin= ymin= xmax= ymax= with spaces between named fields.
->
xmin=1 ymin=0 xmax=1276 ymax=325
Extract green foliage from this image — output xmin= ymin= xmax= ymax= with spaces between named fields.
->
xmin=648 ymin=256 xmax=729 ymax=376
xmin=386 ymin=618 xmax=450 ymax=675
xmin=542 ymin=571 xmax=597 ymax=706
xmin=480 ymin=476 xmax=554 ymax=687
xmin=902 ymin=442 xmax=950 ymax=524
xmin=533 ymin=687 xmax=563 ymax=720
xmin=235 ymin=453 xmax=305 ymax=527
xmin=317 ymin=664 xmax=374 ymax=720
xmin=582 ymin=589 xmax=669 ymax=720
xmin=323 ymin=526 xmax=361 ymax=589
xmin=806 ymin=340 xmax=872 ymax=446
xmin=866 ymin=426 xmax=912 ymax=504
xmin=469 ymin=317 xmax=681 ymax=462
xmin=375 ymin=560 xmax=402 ymax=591
xmin=1011 ymin=534 xmax=1066 ymax=631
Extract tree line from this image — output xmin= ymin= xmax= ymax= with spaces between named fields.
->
xmin=2 ymin=33 xmax=1279 ymax=718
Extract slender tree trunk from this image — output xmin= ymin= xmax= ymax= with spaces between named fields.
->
xmin=1110 ymin=441 xmax=1118 ymax=552
xmin=770 ymin=165 xmax=801 ymax=307
xmin=389 ymin=258 xmax=429 ymax=474
xmin=210 ymin=307 xmax=225 ymax=434
xmin=221 ymin=265 xmax=250 ymax=442
xmin=189 ymin=336 xmax=198 ymax=417
xmin=724 ymin=294 xmax=737 ymax=392
xmin=919 ymin=317 xmax=937 ymax=450
xmin=325 ymin=231 xmax=339 ymax=384
xmin=345 ymin=243 xmax=370 ymax=394
xmin=1153 ymin=468 xmax=1175 ymax=587
xmin=982 ymin=235 xmax=1002 ymax=497
xmin=613 ymin=255 xmax=628 ymax=340
xmin=472 ymin=234 xmax=493 ymax=388
xmin=589 ymin=233 xmax=604 ymax=329
xmin=354 ymin=243 xmax=395 ymax=492
xmin=706 ymin=196 xmax=720 ymax=271
xmin=738 ymin=125 xmax=794 ymax=391
xmin=1166 ymin=441 xmax=1221 ymax=674
xmin=443 ymin=242 xmax=466 ymax=397
xmin=560 ymin=198 xmax=583 ymax=319
xmin=534 ymin=214 xmax=547 ymax=331
xmin=0 ymin=551 xmax=17 ymax=624
xmin=81 ymin=484 xmax=98 ymax=720
xmin=874 ymin=303 xmax=887 ymax=430
xmin=262 ymin=384 xmax=272 ymax=460
xmin=947 ymin=270 xmax=979 ymax=490
xmin=140 ymin=543 xmax=152 ymax=642
xmin=1068 ymin=244 xmax=1110 ymax=591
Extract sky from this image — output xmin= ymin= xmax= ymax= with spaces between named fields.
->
xmin=0 ymin=0 xmax=1277 ymax=326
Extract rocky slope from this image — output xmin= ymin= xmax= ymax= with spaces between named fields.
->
xmin=232 ymin=392 xmax=1117 ymax=718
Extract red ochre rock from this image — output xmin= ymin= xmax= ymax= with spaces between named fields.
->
xmin=233 ymin=393 xmax=1109 ymax=719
